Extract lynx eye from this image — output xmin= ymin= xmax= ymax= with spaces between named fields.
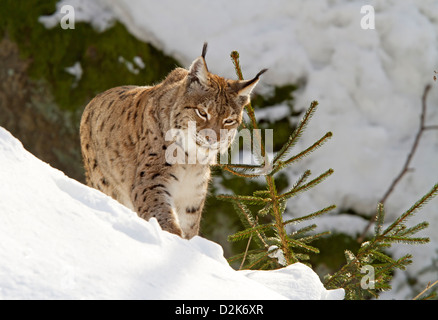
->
xmin=195 ymin=108 xmax=208 ymax=121
xmin=223 ymin=118 xmax=236 ymax=126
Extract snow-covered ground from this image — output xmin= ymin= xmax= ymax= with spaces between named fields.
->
xmin=0 ymin=127 xmax=344 ymax=299
xmin=37 ymin=0 xmax=438 ymax=299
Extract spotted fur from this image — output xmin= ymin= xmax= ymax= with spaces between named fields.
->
xmin=80 ymin=43 xmax=265 ymax=239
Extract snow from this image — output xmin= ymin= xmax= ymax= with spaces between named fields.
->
xmin=0 ymin=127 xmax=343 ymax=299
xmin=118 ymin=56 xmax=142 ymax=75
xmin=64 ymin=61 xmax=83 ymax=87
xmin=241 ymin=263 xmax=345 ymax=300
xmin=267 ymin=245 xmax=287 ymax=267
xmin=37 ymin=0 xmax=438 ymax=298
xmin=38 ymin=0 xmax=115 ymax=32
xmin=255 ymin=104 xmax=291 ymax=124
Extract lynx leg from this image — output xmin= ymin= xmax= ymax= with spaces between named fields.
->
xmin=131 ymin=178 xmax=183 ymax=237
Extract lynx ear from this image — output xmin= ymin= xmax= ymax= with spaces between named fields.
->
xmin=188 ymin=43 xmax=209 ymax=87
xmin=236 ymin=69 xmax=268 ymax=96
xmin=201 ymin=42 xmax=208 ymax=59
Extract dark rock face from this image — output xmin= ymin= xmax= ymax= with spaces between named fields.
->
xmin=0 ymin=36 xmax=85 ymax=182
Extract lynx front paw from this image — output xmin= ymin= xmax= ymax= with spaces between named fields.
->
xmin=154 ymin=213 xmax=184 ymax=238
xmin=163 ymin=223 xmax=184 ymax=238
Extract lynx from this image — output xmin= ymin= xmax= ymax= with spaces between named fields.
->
xmin=80 ymin=43 xmax=266 ymax=239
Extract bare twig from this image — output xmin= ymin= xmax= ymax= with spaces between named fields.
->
xmin=358 ymin=84 xmax=435 ymax=242
xmin=239 ymin=216 xmax=258 ymax=270
xmin=380 ymin=84 xmax=431 ymax=204
xmin=413 ymin=279 xmax=438 ymax=300
xmin=239 ymin=233 xmax=253 ymax=270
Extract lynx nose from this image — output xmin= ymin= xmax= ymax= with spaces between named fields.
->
xmin=202 ymin=130 xmax=218 ymax=145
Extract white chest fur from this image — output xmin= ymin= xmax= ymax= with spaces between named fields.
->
xmin=167 ymin=164 xmax=210 ymax=237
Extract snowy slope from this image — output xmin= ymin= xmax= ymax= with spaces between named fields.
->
xmin=0 ymin=127 xmax=343 ymax=300
xmin=98 ymin=0 xmax=438 ymax=298
xmin=38 ymin=0 xmax=438 ymax=298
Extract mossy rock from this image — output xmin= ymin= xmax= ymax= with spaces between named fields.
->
xmin=0 ymin=0 xmax=179 ymax=182
xmin=1 ymin=0 xmax=179 ymax=114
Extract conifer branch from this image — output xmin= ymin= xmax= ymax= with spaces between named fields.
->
xmin=283 ymin=205 xmax=336 ymax=226
xmin=230 ymin=51 xmax=266 ymax=159
xmin=228 ymin=223 xmax=275 ymax=242
xmin=246 ymin=250 xmax=273 ymax=269
xmin=382 ymin=236 xmax=429 ymax=245
xmin=374 ymin=203 xmax=385 ymax=236
xmin=213 ymin=163 xmax=265 ymax=170
xmin=273 ymin=100 xmax=319 ymax=164
xmin=224 ymin=51 xmax=435 ymax=299
xmin=381 ymin=183 xmax=438 ymax=237
xmin=278 ymin=169 xmax=334 ymax=199
xmin=369 ymin=250 xmax=396 ymax=264
xmin=223 ymin=49 xmax=334 ymax=269
xmin=253 ymin=190 xmax=271 ymax=198
xmin=325 ymin=185 xmax=434 ymax=299
xmin=266 ymin=175 xmax=297 ymax=264
xmin=290 ymin=170 xmax=312 ymax=191
xmin=294 ymin=231 xmax=331 ymax=244
xmin=217 ymin=194 xmax=271 ymax=204
xmin=229 ymin=200 xmax=269 ymax=248
xmin=289 ymin=224 xmax=318 ymax=239
xmin=227 ymin=248 xmax=265 ymax=266
xmin=396 ymin=221 xmax=429 ymax=237
xmin=287 ymin=238 xmax=320 ymax=254
xmin=271 ymin=132 xmax=332 ymax=175
xmin=222 ymin=166 xmax=262 ymax=178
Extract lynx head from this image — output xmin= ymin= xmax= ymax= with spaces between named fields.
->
xmin=169 ymin=43 xmax=266 ymax=160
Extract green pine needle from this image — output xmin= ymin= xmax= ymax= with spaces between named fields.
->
xmin=273 ymin=100 xmax=319 ymax=164
xmin=383 ymin=236 xmax=430 ymax=245
xmin=396 ymin=221 xmax=429 ymax=237
xmin=383 ymin=183 xmax=438 ymax=236
xmin=288 ymin=238 xmax=320 ymax=253
xmin=228 ymin=223 xmax=275 ymax=242
xmin=344 ymin=250 xmax=357 ymax=264
xmin=272 ymin=131 xmax=332 ymax=175
xmin=283 ymin=205 xmax=336 ymax=226
xmin=226 ymin=49 xmax=437 ymax=300
xmin=289 ymin=224 xmax=318 ymax=239
xmin=279 ymin=169 xmax=334 ymax=199
xmin=374 ymin=203 xmax=385 ymax=236
xmin=217 ymin=194 xmax=271 ymax=205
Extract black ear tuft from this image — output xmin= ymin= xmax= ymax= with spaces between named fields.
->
xmin=235 ymin=68 xmax=267 ymax=97
xmin=188 ymin=56 xmax=209 ymax=87
xmin=202 ymin=42 xmax=208 ymax=59
xmin=255 ymin=68 xmax=268 ymax=79
xmin=239 ymin=68 xmax=268 ymax=93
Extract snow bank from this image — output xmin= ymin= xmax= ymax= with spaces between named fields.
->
xmin=0 ymin=127 xmax=343 ymax=300
xmin=99 ymin=0 xmax=438 ymax=298
xmin=38 ymin=0 xmax=438 ymax=298
xmin=241 ymin=263 xmax=345 ymax=300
